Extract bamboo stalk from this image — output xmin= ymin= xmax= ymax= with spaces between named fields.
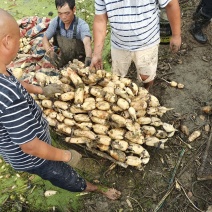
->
xmin=154 ymin=148 xmax=185 ymax=212
xmin=197 ymin=128 xmax=212 ymax=180
xmin=168 ymin=148 xmax=185 ymax=188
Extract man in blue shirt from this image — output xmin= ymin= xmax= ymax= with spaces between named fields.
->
xmin=43 ymin=0 xmax=92 ymax=68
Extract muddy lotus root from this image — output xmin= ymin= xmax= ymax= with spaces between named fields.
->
xmin=31 ymin=60 xmax=177 ymax=169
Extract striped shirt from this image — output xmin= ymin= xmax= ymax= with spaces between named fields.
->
xmin=45 ymin=16 xmax=91 ymax=41
xmin=95 ymin=0 xmax=171 ymax=50
xmin=0 ymin=70 xmax=50 ymax=171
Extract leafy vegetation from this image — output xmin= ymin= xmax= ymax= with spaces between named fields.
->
xmin=0 ymin=152 xmax=82 ymax=211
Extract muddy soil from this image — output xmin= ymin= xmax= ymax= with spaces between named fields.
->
xmin=76 ymin=1 xmax=212 ymax=211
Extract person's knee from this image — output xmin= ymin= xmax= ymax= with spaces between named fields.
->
xmin=139 ymin=73 xmax=155 ymax=83
xmin=140 ymin=74 xmax=149 ymax=81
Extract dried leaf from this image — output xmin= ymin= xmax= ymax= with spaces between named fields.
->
xmin=126 ymin=198 xmax=133 ymax=208
xmin=175 ymin=181 xmax=181 ymax=190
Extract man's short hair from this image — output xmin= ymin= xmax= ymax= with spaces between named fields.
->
xmin=55 ymin=0 xmax=75 ymax=10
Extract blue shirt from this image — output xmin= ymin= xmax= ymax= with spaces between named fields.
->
xmin=0 ymin=70 xmax=50 ymax=171
xmin=45 ymin=16 xmax=91 ymax=41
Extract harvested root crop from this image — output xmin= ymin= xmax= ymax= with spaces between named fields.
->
xmin=32 ymin=61 xmax=178 ymax=169
xmin=188 ymin=130 xmax=201 ymax=142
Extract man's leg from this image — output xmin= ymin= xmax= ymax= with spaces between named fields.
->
xmin=111 ymin=47 xmax=132 ymax=77
xmin=134 ymin=45 xmax=158 ymax=91
xmin=193 ymin=0 xmax=204 ymax=19
xmin=202 ymin=0 xmax=212 ymax=16
xmin=27 ymin=160 xmax=121 ymax=200
xmin=85 ymin=181 xmax=121 ymax=200
xmin=142 ymin=78 xmax=154 ymax=90
xmin=190 ymin=0 xmax=212 ymax=44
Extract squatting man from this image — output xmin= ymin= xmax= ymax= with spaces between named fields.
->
xmin=43 ymin=0 xmax=92 ymax=68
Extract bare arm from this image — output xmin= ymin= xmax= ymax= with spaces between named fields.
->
xmin=83 ymin=36 xmax=92 ymax=58
xmin=20 ymin=81 xmax=43 ymax=94
xmin=20 ymin=137 xmax=71 ymax=162
xmin=165 ymin=0 xmax=181 ymax=52
xmin=90 ymin=13 xmax=108 ymax=69
xmin=93 ymin=13 xmax=108 ymax=57
xmin=42 ymin=35 xmax=52 ymax=52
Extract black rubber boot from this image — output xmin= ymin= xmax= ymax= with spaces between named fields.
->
xmin=190 ymin=8 xmax=211 ymax=44
xmin=190 ymin=23 xmax=208 ymax=44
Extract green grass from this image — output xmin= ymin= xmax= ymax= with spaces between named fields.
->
xmin=2 ymin=0 xmax=56 ymax=20
xmin=0 ymin=133 xmax=84 ymax=211
xmin=0 ymin=146 xmax=82 ymax=211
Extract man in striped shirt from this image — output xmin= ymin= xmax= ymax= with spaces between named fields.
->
xmin=91 ymin=0 xmax=181 ymax=90
xmin=0 ymin=9 xmax=121 ymax=200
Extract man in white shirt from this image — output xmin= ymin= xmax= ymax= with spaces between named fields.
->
xmin=91 ymin=0 xmax=181 ymax=91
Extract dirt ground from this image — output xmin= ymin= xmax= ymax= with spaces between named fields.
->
xmin=74 ymin=1 xmax=212 ymax=212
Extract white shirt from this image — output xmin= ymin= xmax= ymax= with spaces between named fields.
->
xmin=95 ymin=0 xmax=171 ymax=50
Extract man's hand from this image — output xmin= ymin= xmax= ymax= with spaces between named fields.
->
xmin=48 ymin=51 xmax=61 ymax=68
xmin=66 ymin=150 xmax=82 ymax=167
xmin=90 ymin=54 xmax=103 ymax=70
xmin=84 ymin=57 xmax=91 ymax=67
xmin=170 ymin=35 xmax=181 ymax=53
xmin=42 ymin=83 xmax=63 ymax=98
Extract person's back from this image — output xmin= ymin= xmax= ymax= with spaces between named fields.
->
xmin=0 ymin=70 xmax=49 ymax=170
xmin=0 ymin=9 xmax=51 ymax=170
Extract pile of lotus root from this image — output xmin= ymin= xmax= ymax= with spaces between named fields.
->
xmin=26 ymin=60 xmax=177 ymax=170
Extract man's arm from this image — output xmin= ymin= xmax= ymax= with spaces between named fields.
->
xmin=20 ymin=81 xmax=43 ymax=94
xmin=90 ymin=13 xmax=108 ymax=70
xmin=43 ymin=34 xmax=61 ymax=68
xmin=165 ymin=0 xmax=181 ymax=52
xmin=20 ymin=81 xmax=63 ymax=98
xmin=20 ymin=137 xmax=71 ymax=162
xmin=42 ymin=18 xmax=57 ymax=52
xmin=83 ymin=36 xmax=92 ymax=66
xmin=43 ymin=35 xmax=52 ymax=53
xmin=83 ymin=36 xmax=92 ymax=58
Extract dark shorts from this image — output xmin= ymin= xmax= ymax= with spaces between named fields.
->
xmin=27 ymin=160 xmax=87 ymax=192
xmin=201 ymin=0 xmax=212 ymax=16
